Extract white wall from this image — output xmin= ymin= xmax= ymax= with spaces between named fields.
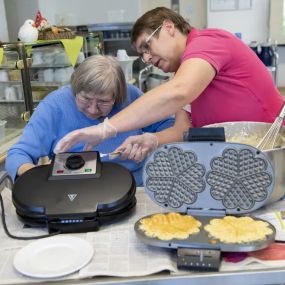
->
xmin=207 ymin=0 xmax=269 ymax=44
xmin=4 ymin=0 xmax=284 ymax=86
xmin=206 ymin=0 xmax=285 ymax=87
xmin=38 ymin=0 xmax=140 ymax=25
xmin=4 ymin=0 xmax=39 ymax=41
xmin=2 ymin=0 xmax=207 ymax=42
xmin=139 ymin=0 xmax=207 ymax=28
xmin=180 ymin=0 xmax=207 ymax=29
xmin=139 ymin=0 xmax=171 ymax=15
xmin=0 ymin=0 xmax=9 ymax=42
xmin=0 ymin=0 xmax=270 ymax=43
xmin=4 ymin=0 xmax=142 ymax=41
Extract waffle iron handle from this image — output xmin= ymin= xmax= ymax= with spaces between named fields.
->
xmin=177 ymin=248 xmax=221 ymax=271
xmin=183 ymin=127 xmax=225 ymax=142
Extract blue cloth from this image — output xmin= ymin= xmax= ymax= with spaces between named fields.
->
xmin=5 ymin=84 xmax=174 ymax=185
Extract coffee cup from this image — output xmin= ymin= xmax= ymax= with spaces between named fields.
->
xmin=43 ymin=69 xmax=54 ymax=82
xmin=54 ymin=52 xmax=70 ymax=65
xmin=63 ymin=67 xmax=74 ymax=81
xmin=15 ymin=86 xmax=23 ymax=100
xmin=0 ymin=70 xmax=8 ymax=81
xmin=43 ymin=52 xmax=54 ymax=65
xmin=117 ymin=49 xmax=129 ymax=61
xmin=54 ymin=68 xmax=69 ymax=82
xmin=32 ymin=69 xmax=44 ymax=81
xmin=5 ymin=86 xmax=18 ymax=101
xmin=32 ymin=52 xmax=43 ymax=66
xmin=0 ymin=86 xmax=5 ymax=99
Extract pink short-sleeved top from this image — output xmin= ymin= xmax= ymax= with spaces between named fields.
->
xmin=181 ymin=28 xmax=284 ymax=127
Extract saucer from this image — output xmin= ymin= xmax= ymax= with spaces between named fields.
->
xmin=13 ymin=236 xmax=93 ymax=278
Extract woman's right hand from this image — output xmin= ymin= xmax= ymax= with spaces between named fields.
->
xmin=113 ymin=133 xmax=158 ymax=162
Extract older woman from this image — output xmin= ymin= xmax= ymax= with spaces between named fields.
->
xmin=5 ymin=55 xmax=190 ymax=185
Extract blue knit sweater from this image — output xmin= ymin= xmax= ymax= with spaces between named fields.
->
xmin=5 ymin=84 xmax=174 ymax=185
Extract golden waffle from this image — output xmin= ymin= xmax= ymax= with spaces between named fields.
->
xmin=204 ymin=216 xmax=273 ymax=244
xmin=139 ymin=212 xmax=201 ymax=241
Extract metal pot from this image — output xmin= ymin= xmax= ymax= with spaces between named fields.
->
xmin=145 ymin=73 xmax=169 ymax=91
xmin=204 ymin=121 xmax=285 ymax=204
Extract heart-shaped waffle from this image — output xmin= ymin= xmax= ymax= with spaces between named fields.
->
xmin=145 ymin=147 xmax=206 ymax=208
xmin=207 ymin=148 xmax=273 ymax=210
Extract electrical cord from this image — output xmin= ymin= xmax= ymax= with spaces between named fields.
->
xmin=0 ymin=192 xmax=61 ymax=240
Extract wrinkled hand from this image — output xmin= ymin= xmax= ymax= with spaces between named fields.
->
xmin=54 ymin=118 xmax=117 ymax=153
xmin=114 ymin=133 xmax=158 ymax=162
xmin=17 ymin=163 xmax=35 ymax=176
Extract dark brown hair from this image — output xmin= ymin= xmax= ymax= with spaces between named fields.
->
xmin=131 ymin=7 xmax=192 ymax=45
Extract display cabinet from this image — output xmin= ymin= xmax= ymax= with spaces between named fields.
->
xmin=0 ymin=42 xmax=30 ymax=162
xmin=0 ymin=37 xmax=102 ymax=162
xmin=29 ymin=43 xmax=76 ymax=107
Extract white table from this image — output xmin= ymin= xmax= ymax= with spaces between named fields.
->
xmin=0 ymin=187 xmax=285 ymax=285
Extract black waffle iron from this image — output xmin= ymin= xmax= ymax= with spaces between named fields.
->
xmin=135 ymin=129 xmax=276 ymax=271
xmin=12 ymin=151 xmax=136 ymax=233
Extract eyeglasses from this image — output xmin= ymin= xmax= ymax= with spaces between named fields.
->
xmin=139 ymin=25 xmax=162 ymax=63
xmin=77 ymin=93 xmax=115 ymax=109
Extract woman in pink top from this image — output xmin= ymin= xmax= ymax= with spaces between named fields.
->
xmin=55 ymin=7 xmax=284 ymax=158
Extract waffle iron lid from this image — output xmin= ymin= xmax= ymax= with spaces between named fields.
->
xmin=12 ymin=161 xmax=135 ymax=217
xmin=142 ymin=142 xmax=275 ymax=215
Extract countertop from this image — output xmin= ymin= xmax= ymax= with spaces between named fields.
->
xmin=0 ymin=187 xmax=285 ymax=285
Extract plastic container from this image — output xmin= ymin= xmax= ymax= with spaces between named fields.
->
xmin=0 ymin=120 xmax=7 ymax=140
xmin=147 ymin=73 xmax=170 ymax=89
xmin=260 ymin=43 xmax=274 ymax=66
xmin=117 ymin=56 xmax=137 ymax=82
xmin=116 ymin=49 xmax=137 ymax=82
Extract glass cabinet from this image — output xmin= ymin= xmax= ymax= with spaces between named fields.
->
xmin=0 ymin=42 xmax=29 ymax=162
xmin=0 ymin=37 xmax=103 ymax=162
xmin=29 ymin=43 xmax=75 ymax=107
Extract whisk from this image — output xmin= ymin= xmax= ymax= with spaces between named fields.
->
xmin=256 ymin=103 xmax=285 ymax=150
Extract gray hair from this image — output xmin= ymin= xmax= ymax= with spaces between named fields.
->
xmin=70 ymin=55 xmax=127 ymax=105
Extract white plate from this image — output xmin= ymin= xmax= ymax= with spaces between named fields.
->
xmin=13 ymin=236 xmax=93 ymax=278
